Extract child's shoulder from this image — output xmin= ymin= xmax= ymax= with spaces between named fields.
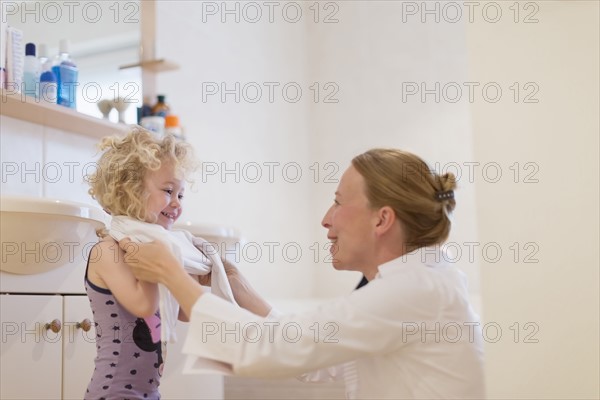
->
xmin=90 ymin=236 xmax=124 ymax=264
xmin=95 ymin=236 xmax=118 ymax=250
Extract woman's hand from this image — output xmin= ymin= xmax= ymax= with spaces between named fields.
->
xmin=119 ymin=238 xmax=205 ymax=317
xmin=118 ymin=238 xmax=183 ymax=284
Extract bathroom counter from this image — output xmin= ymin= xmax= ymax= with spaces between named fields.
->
xmin=0 ymin=89 xmax=129 ymax=139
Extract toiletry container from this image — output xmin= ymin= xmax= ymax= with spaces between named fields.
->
xmin=0 ymin=18 xmax=6 ymax=89
xmin=165 ymin=115 xmax=184 ymax=139
xmin=137 ymin=96 xmax=154 ymax=124
xmin=23 ymin=43 xmax=41 ymax=98
xmin=52 ymin=39 xmax=78 ymax=109
xmin=38 ymin=44 xmax=49 ymax=66
xmin=140 ymin=116 xmax=166 ymax=136
xmin=38 ymin=44 xmax=57 ymax=104
xmin=5 ymin=27 xmax=24 ymax=93
xmin=151 ymin=95 xmax=170 ymax=117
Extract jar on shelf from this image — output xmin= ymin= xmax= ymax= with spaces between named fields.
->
xmin=165 ymin=115 xmax=184 ymax=139
xmin=140 ymin=116 xmax=165 ymax=136
xmin=151 ymin=95 xmax=170 ymax=117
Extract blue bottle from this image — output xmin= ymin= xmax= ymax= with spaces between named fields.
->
xmin=23 ymin=43 xmax=41 ymax=99
xmin=38 ymin=44 xmax=57 ymax=104
xmin=52 ymin=39 xmax=78 ymax=108
xmin=39 ymin=70 xmax=57 ymax=104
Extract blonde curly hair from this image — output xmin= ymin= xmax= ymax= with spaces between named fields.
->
xmin=88 ymin=127 xmax=195 ymax=226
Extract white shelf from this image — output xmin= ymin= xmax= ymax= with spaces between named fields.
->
xmin=0 ymin=90 xmax=130 ymax=139
xmin=119 ymin=58 xmax=179 ymax=73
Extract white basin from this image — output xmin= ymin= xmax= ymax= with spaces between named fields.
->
xmin=0 ymin=196 xmax=108 ymax=275
xmin=174 ymin=220 xmax=241 ymax=243
xmin=174 ymin=221 xmax=242 ymax=262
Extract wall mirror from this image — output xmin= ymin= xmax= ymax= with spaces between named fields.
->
xmin=3 ymin=0 xmax=142 ymax=124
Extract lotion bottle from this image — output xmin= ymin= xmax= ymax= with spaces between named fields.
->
xmin=23 ymin=43 xmax=41 ymax=99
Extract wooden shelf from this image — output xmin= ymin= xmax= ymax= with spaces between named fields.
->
xmin=0 ymin=90 xmax=130 ymax=139
xmin=119 ymin=58 xmax=180 ymax=73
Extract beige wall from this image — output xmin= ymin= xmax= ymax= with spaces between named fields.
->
xmin=152 ymin=1 xmax=599 ymax=398
xmin=155 ymin=1 xmax=315 ymax=299
xmin=154 ymin=1 xmax=481 ymax=305
xmin=304 ymin=2 xmax=480 ymax=301
xmin=467 ymin=1 xmax=599 ymax=398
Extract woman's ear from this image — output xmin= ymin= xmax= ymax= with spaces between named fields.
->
xmin=374 ymin=206 xmax=396 ymax=235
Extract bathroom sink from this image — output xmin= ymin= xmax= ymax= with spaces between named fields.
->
xmin=0 ymin=196 xmax=108 ymax=275
xmin=173 ymin=221 xmax=242 ymax=262
xmin=174 ymin=221 xmax=241 ymax=243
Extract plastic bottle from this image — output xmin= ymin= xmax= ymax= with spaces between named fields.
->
xmin=151 ymin=95 xmax=170 ymax=117
xmin=165 ymin=115 xmax=184 ymax=139
xmin=38 ymin=44 xmax=57 ymax=104
xmin=52 ymin=39 xmax=78 ymax=109
xmin=137 ymin=96 xmax=154 ymax=124
xmin=23 ymin=43 xmax=41 ymax=99
xmin=140 ymin=116 xmax=165 ymax=136
xmin=38 ymin=44 xmax=49 ymax=66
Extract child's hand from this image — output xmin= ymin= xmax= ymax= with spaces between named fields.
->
xmin=222 ymin=258 xmax=242 ymax=279
xmin=197 ymin=273 xmax=211 ymax=286
xmin=197 ymin=259 xmax=240 ymax=287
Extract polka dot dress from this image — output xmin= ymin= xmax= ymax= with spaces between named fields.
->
xmin=84 ymin=268 xmax=163 ymax=399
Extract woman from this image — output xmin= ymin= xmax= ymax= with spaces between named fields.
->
xmin=119 ymin=148 xmax=486 ymax=399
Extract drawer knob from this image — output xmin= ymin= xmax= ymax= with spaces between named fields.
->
xmin=45 ymin=319 xmax=62 ymax=333
xmin=76 ymin=318 xmax=92 ymax=332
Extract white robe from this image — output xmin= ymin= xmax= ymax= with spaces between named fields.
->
xmin=108 ymin=216 xmax=236 ymax=343
xmin=182 ymin=247 xmax=486 ymax=399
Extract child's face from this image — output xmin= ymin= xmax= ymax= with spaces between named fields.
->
xmin=143 ymin=160 xmax=185 ymax=230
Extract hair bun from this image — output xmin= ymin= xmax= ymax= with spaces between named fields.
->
xmin=439 ymin=172 xmax=457 ymax=192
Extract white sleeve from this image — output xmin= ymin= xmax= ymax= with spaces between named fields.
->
xmin=181 ymin=276 xmax=438 ymax=379
xmin=267 ymin=305 xmax=345 ymax=383
xmin=296 ymin=365 xmax=345 ymax=383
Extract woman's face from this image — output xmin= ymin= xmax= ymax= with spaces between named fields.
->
xmin=144 ymin=160 xmax=185 ymax=230
xmin=321 ymin=166 xmax=379 ymax=274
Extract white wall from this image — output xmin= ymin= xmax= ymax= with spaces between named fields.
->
xmin=154 ymin=1 xmax=481 ymax=308
xmin=467 ymin=1 xmax=599 ymax=398
xmin=154 ymin=1 xmax=315 ymax=299
xmin=3 ymin=1 xmax=597 ymax=398
xmin=305 ymin=1 xmax=480 ymax=300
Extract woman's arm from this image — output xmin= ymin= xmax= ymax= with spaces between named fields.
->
xmin=88 ymin=239 xmax=159 ymax=318
xmin=118 ymin=238 xmax=203 ymax=318
xmin=124 ymin=237 xmax=273 ymax=318
xmin=221 ymin=258 xmax=272 ymax=317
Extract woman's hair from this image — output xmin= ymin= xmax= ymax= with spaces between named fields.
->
xmin=88 ymin=127 xmax=195 ymax=223
xmin=351 ymin=148 xmax=456 ymax=250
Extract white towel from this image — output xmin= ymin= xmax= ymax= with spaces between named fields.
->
xmin=109 ymin=216 xmax=237 ymax=343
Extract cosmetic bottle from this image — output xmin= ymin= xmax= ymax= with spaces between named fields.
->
xmin=38 ymin=44 xmax=57 ymax=104
xmin=151 ymin=95 xmax=170 ymax=117
xmin=165 ymin=115 xmax=184 ymax=139
xmin=52 ymin=39 xmax=78 ymax=108
xmin=23 ymin=43 xmax=41 ymax=98
xmin=5 ymin=27 xmax=24 ymax=93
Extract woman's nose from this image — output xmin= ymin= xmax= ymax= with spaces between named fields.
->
xmin=321 ymin=205 xmax=332 ymax=228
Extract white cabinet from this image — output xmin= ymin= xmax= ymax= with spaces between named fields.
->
xmin=0 ymin=294 xmax=225 ymax=399
xmin=0 ymin=294 xmax=96 ymax=400
xmin=160 ymin=322 xmax=224 ymax=400
xmin=62 ymin=296 xmax=98 ymax=399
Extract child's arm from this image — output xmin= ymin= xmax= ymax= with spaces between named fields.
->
xmin=89 ymin=239 xmax=159 ymax=318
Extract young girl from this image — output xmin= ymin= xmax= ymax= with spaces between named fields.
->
xmin=84 ymin=128 xmax=195 ymax=399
